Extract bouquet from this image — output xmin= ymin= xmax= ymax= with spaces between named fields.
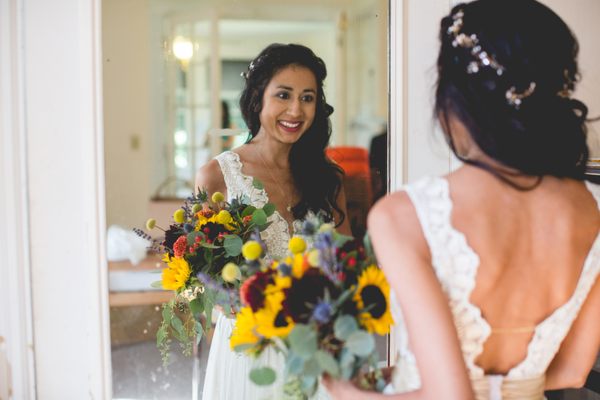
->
xmin=229 ymin=216 xmax=394 ymax=397
xmin=135 ymin=186 xmax=274 ymax=363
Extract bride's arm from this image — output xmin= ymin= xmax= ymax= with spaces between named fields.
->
xmin=195 ymin=159 xmax=227 ymax=196
xmin=545 ymin=276 xmax=600 ymax=390
xmin=324 ymin=191 xmax=474 ymax=400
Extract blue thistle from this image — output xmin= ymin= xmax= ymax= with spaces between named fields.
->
xmin=312 ymin=302 xmax=333 ymax=324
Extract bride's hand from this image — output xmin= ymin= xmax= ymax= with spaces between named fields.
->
xmin=322 ymin=375 xmax=363 ymax=400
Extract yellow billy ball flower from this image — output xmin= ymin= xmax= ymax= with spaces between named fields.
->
xmin=288 ymin=236 xmax=307 ymax=254
xmin=191 ymin=203 xmax=202 ymax=214
xmin=217 ymin=210 xmax=233 ymax=225
xmin=222 ymin=262 xmax=241 ymax=283
xmin=146 ymin=218 xmax=157 ymax=230
xmin=307 ymin=249 xmax=320 ymax=267
xmin=211 ymin=192 xmax=225 ymax=203
xmin=173 ymin=209 xmax=185 ymax=223
xmin=242 ymin=241 xmax=262 ymax=261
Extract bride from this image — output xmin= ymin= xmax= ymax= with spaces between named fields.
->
xmin=325 ymin=0 xmax=600 ymax=399
xmin=195 ymin=43 xmax=351 ymax=400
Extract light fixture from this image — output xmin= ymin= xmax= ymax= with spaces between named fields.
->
xmin=172 ymin=36 xmax=193 ymax=62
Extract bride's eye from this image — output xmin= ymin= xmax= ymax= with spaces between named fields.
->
xmin=276 ymin=91 xmax=290 ymax=100
xmin=301 ymin=94 xmax=315 ymax=103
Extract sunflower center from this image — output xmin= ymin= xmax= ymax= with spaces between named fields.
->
xmin=361 ymin=285 xmax=386 ymax=318
xmin=274 ymin=310 xmax=288 ymax=328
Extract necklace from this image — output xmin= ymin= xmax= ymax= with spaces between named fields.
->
xmin=255 ymin=146 xmax=293 ymax=213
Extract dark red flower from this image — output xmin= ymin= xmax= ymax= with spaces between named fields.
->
xmin=239 ymin=270 xmax=274 ymax=312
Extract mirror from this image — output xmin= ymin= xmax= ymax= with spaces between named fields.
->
xmin=103 ymin=0 xmax=389 ymax=397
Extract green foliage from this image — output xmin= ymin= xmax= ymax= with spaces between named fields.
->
xmin=333 ymin=315 xmax=358 ymax=341
xmin=251 ymin=209 xmax=267 ymax=226
xmin=288 ymin=325 xmax=317 ymax=359
xmin=252 ymin=178 xmax=264 ymax=190
xmin=249 ymin=367 xmax=276 ymax=386
xmin=345 ymin=331 xmax=375 ymax=357
xmin=223 ymin=235 xmax=243 ymax=257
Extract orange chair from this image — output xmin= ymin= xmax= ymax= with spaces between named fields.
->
xmin=326 ymin=146 xmax=373 ymax=238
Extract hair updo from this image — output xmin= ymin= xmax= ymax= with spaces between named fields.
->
xmin=435 ymin=0 xmax=590 ymax=181
xmin=239 ymin=43 xmax=345 ymax=225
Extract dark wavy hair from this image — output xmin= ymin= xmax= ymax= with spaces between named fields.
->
xmin=239 ymin=43 xmax=345 ymax=225
xmin=435 ymin=0 xmax=590 ymax=187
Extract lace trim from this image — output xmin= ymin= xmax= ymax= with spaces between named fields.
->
xmin=405 ymin=176 xmax=600 ymax=379
xmin=405 ymin=176 xmax=490 ymax=378
xmin=215 ymin=151 xmax=293 ymax=259
xmin=507 ymin=181 xmax=600 ymax=377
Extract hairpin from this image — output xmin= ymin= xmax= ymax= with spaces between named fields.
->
xmin=506 ymin=82 xmax=536 ymax=109
xmin=241 ymin=58 xmax=260 ymax=80
xmin=447 ymin=9 xmax=536 ymax=109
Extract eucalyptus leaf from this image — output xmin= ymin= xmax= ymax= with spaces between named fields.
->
xmin=195 ymin=321 xmax=204 ymax=345
xmin=156 ymin=327 xmax=167 ymax=347
xmin=263 ymin=203 xmax=276 ymax=217
xmin=162 ymin=304 xmax=173 ymax=322
xmin=249 ymin=367 xmax=276 ymax=386
xmin=151 ymin=280 xmax=163 ymax=289
xmin=201 ymin=242 xmax=220 ymax=249
xmin=171 ymin=315 xmax=185 ymax=336
xmin=242 ymin=205 xmax=257 ymax=217
xmin=285 ymin=354 xmax=305 ymax=376
xmin=340 ymin=349 xmax=355 ymax=380
xmin=189 ymin=298 xmax=204 ymax=315
xmin=223 ymin=235 xmax=243 ymax=257
xmin=251 ymin=209 xmax=267 ymax=226
xmin=233 ymin=343 xmax=254 ymax=353
xmin=315 ymin=350 xmax=340 ymax=378
xmin=288 ymin=325 xmax=318 ymax=359
xmin=300 ymin=374 xmax=318 ymax=396
xmin=345 ymin=331 xmax=375 ymax=357
xmin=252 ymin=178 xmax=265 ymax=190
xmin=334 ymin=315 xmax=358 ymax=340
xmin=303 ymin=356 xmax=321 ymax=377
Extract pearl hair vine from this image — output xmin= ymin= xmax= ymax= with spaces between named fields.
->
xmin=447 ymin=9 xmax=536 ymax=110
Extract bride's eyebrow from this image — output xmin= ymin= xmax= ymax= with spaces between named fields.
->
xmin=275 ymin=85 xmax=316 ymax=94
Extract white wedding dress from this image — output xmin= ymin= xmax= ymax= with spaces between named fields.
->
xmin=202 ymin=151 xmax=330 ymax=400
xmin=385 ymin=176 xmax=600 ymax=400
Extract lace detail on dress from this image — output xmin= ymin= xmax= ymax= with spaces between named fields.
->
xmin=404 ymin=176 xmax=491 ymax=377
xmin=506 ymin=181 xmax=600 ymax=378
xmin=215 ymin=151 xmax=293 ymax=259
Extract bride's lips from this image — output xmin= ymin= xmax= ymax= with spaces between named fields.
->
xmin=277 ymin=120 xmax=303 ymax=133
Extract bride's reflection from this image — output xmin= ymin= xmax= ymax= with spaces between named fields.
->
xmin=103 ymin=0 xmax=388 ymax=398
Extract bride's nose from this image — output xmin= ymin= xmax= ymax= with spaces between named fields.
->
xmin=286 ymin=98 xmax=302 ymax=117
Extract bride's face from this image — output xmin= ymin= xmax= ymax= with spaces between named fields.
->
xmin=258 ymin=64 xmax=317 ymax=144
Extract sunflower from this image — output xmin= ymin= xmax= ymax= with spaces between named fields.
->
xmin=230 ymin=306 xmax=261 ymax=353
xmin=254 ymin=291 xmax=295 ymax=339
xmin=161 ymin=256 xmax=191 ymax=291
xmin=353 ymin=265 xmax=394 ymax=335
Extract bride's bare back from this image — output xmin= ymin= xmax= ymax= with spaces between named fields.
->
xmin=448 ymin=166 xmax=600 ymax=380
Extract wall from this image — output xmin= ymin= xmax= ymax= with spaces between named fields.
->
xmin=103 ymin=0 xmax=152 ymax=229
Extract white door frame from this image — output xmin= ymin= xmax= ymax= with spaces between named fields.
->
xmin=1 ymin=0 xmax=111 ymax=398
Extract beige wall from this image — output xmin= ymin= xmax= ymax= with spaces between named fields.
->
xmin=103 ymin=0 xmax=152 ymax=228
